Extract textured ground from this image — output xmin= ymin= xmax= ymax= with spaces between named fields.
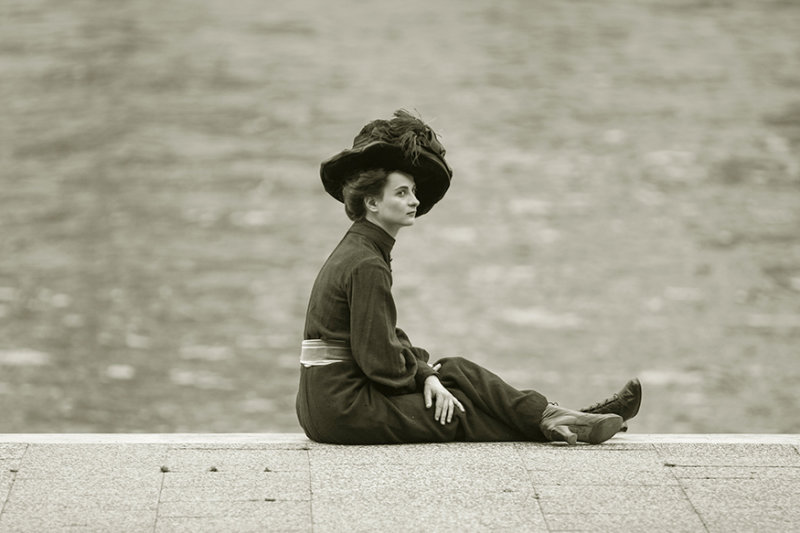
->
xmin=1 ymin=1 xmax=799 ymax=433
xmin=1 ymin=434 xmax=799 ymax=532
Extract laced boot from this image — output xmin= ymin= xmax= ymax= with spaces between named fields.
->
xmin=539 ymin=404 xmax=623 ymax=445
xmin=579 ymin=378 xmax=642 ymax=424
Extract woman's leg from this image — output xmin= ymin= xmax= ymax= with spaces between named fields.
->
xmin=299 ymin=360 xmax=620 ymax=444
xmin=383 ymin=390 xmax=527 ymax=443
xmin=435 ymin=356 xmax=549 ymax=441
xmin=297 ymin=364 xmax=524 ymax=444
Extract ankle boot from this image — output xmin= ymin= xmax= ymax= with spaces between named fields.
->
xmin=539 ymin=404 xmax=623 ymax=445
xmin=579 ymin=378 xmax=642 ymax=422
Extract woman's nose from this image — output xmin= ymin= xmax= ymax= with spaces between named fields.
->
xmin=409 ymin=192 xmax=420 ymax=206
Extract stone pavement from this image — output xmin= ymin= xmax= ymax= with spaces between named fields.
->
xmin=0 ymin=434 xmax=798 ymax=532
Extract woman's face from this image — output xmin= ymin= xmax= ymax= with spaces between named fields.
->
xmin=367 ymin=171 xmax=420 ymax=236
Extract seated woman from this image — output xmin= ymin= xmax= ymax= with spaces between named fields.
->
xmin=296 ymin=110 xmax=641 ymax=445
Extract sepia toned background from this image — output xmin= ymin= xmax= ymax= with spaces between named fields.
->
xmin=1 ymin=0 xmax=799 ymax=434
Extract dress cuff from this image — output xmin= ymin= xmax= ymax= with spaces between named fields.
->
xmin=414 ymin=363 xmax=437 ymax=391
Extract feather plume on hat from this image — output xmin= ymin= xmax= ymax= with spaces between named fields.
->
xmin=320 ymin=109 xmax=452 ymax=217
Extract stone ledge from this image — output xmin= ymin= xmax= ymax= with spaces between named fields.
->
xmin=2 ymin=434 xmax=798 ymax=532
xmin=0 ymin=433 xmax=798 ymax=444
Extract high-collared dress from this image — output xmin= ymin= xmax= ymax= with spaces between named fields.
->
xmin=296 ymin=220 xmax=549 ymax=444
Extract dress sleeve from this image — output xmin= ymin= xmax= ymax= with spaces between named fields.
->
xmin=347 ymin=259 xmax=425 ymax=392
xmin=396 ymin=327 xmax=437 ymax=389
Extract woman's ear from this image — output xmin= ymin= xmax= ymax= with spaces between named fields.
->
xmin=365 ymin=196 xmax=379 ymax=213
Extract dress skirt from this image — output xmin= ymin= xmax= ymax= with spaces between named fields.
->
xmin=296 ymin=356 xmax=549 ymax=444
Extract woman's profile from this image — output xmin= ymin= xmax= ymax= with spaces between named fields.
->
xmin=296 ymin=110 xmax=641 ymax=445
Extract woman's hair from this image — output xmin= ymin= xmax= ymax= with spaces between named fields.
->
xmin=342 ymin=169 xmax=390 ymax=221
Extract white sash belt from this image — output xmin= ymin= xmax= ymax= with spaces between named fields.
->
xmin=300 ymin=339 xmax=353 ymax=367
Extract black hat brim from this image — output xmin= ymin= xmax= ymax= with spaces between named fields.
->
xmin=320 ymin=142 xmax=452 ymax=217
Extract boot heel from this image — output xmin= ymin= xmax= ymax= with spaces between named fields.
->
xmin=583 ymin=415 xmax=624 ymax=444
xmin=540 ymin=403 xmax=623 ymax=445
xmin=549 ymin=425 xmax=578 ymax=445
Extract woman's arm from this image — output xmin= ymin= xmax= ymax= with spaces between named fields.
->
xmin=349 ymin=259 xmax=464 ymax=422
xmin=395 ymin=327 xmax=438 ymax=389
xmin=347 ymin=259 xmax=422 ymax=392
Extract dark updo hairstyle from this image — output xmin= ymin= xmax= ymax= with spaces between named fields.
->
xmin=342 ymin=169 xmax=390 ymax=221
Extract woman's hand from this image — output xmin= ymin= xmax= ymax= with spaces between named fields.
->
xmin=423 ymin=375 xmax=465 ymax=425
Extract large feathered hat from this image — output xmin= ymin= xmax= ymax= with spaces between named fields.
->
xmin=320 ymin=109 xmax=453 ymax=217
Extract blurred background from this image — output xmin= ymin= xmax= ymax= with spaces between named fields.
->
xmin=1 ymin=0 xmax=799 ymax=434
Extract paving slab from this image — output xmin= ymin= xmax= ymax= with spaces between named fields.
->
xmin=156 ymin=499 xmax=311 ymax=519
xmin=310 ymin=462 xmax=530 ymax=497
xmin=308 ymin=440 xmax=519 ymax=467
xmin=670 ymin=465 xmax=800 ymax=480
xmin=519 ymin=444 xmax=679 ymax=486
xmin=0 ymin=445 xmax=27 ymax=461
xmin=693 ymin=508 xmax=800 ymax=533
xmin=14 ymin=444 xmax=169 ymax=479
xmin=5 ymin=474 xmax=162 ymax=510
xmin=535 ymin=484 xmax=691 ymax=515
xmin=517 ymin=446 xmax=667 ymax=470
xmin=155 ymin=499 xmax=311 ymax=533
xmin=655 ymin=442 xmax=800 ymax=467
xmin=543 ymin=511 xmax=707 ymax=533
xmin=683 ymin=478 xmax=800 ymax=533
xmin=0 ymin=445 xmax=25 ymax=513
xmin=526 ymin=464 xmax=679 ymax=486
xmin=0 ymin=434 xmax=797 ymax=532
xmin=155 ymin=514 xmax=308 ymax=533
xmin=0 ymin=509 xmax=158 ymax=532
xmin=311 ymin=491 xmax=547 ymax=533
xmin=164 ymin=447 xmax=309 ymax=473
xmin=160 ymin=471 xmax=310 ymax=502
xmin=0 ymin=470 xmax=14 ymax=521
xmin=0 ymin=434 xmax=310 ymax=445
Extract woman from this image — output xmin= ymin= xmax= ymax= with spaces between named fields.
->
xmin=296 ymin=110 xmax=641 ymax=445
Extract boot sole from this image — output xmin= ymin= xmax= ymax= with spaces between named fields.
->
xmin=625 ymin=379 xmax=642 ymax=420
xmin=581 ymin=415 xmax=623 ymax=444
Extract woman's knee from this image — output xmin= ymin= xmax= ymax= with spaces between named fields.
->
xmin=437 ymin=356 xmax=486 ymax=376
xmin=436 ymin=355 xmax=470 ymax=367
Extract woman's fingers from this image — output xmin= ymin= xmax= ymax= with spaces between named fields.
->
xmin=434 ymin=393 xmax=461 ymax=424
xmin=428 ymin=385 xmax=465 ymax=424
xmin=455 ymin=397 xmax=466 ymax=413
xmin=432 ymin=363 xmax=442 ymax=372
xmin=436 ymin=393 xmax=448 ymax=424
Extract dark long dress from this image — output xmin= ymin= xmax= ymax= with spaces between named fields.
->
xmin=295 ymin=220 xmax=549 ymax=444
